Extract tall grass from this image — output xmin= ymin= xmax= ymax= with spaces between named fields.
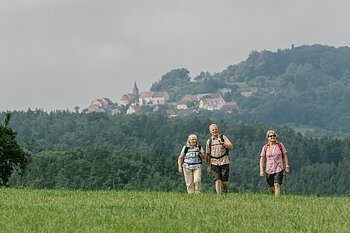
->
xmin=0 ymin=188 xmax=349 ymax=232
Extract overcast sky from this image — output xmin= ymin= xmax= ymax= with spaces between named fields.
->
xmin=1 ymin=0 xmax=349 ymax=111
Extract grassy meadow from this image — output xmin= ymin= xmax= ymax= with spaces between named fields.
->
xmin=0 ymin=188 xmax=349 ymax=233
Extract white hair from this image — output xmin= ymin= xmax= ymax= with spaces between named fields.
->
xmin=188 ymin=134 xmax=198 ymax=141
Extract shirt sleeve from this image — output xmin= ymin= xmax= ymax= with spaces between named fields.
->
xmin=260 ymin=146 xmax=266 ymax=158
xmin=180 ymin=145 xmax=186 ymax=156
xmin=280 ymin=142 xmax=287 ymax=154
xmin=223 ymin=135 xmax=232 ymax=146
xmin=205 ymin=139 xmax=210 ymax=154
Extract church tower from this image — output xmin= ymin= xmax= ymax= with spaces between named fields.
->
xmin=133 ymin=81 xmax=139 ymax=96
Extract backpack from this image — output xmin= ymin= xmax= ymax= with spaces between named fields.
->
xmin=263 ymin=142 xmax=284 ymax=158
xmin=183 ymin=145 xmax=202 ymax=165
xmin=208 ymin=134 xmax=229 ymax=159
xmin=184 ymin=145 xmax=201 ymax=155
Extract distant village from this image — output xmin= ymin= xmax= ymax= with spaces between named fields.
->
xmin=85 ymin=82 xmax=249 ymax=117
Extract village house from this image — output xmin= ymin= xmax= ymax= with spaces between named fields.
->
xmin=220 ymin=102 xmax=240 ymax=113
xmin=165 ymin=109 xmax=177 ymax=118
xmin=138 ymin=91 xmax=169 ymax=106
xmin=176 ymin=100 xmax=188 ymax=110
xmin=138 ymin=91 xmax=153 ymax=105
xmin=198 ymin=93 xmax=225 ymax=111
xmin=240 ymin=91 xmax=254 ymax=97
xmin=176 ymin=94 xmax=199 ymax=110
xmin=111 ymin=108 xmax=122 ymax=115
xmin=126 ymin=105 xmax=140 ymax=115
xmin=152 ymin=91 xmax=170 ymax=105
xmin=87 ymin=98 xmax=116 ymax=113
xmin=119 ymin=94 xmax=137 ymax=106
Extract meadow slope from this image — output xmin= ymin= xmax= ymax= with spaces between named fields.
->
xmin=0 ymin=189 xmax=349 ymax=233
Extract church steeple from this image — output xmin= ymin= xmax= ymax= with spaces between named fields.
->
xmin=133 ymin=81 xmax=139 ymax=96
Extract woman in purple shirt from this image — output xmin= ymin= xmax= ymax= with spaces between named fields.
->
xmin=259 ymin=130 xmax=289 ymax=196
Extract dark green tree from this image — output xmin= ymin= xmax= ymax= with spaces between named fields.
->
xmin=0 ymin=113 xmax=28 ymax=186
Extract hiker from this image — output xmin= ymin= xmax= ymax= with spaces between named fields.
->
xmin=178 ymin=134 xmax=205 ymax=193
xmin=206 ymin=124 xmax=233 ymax=194
xmin=259 ymin=130 xmax=289 ymax=196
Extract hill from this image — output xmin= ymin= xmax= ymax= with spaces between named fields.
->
xmin=2 ymin=45 xmax=350 ymax=196
xmin=150 ymin=44 xmax=350 ymax=135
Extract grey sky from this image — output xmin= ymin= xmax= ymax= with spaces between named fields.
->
xmin=1 ymin=0 xmax=349 ymax=111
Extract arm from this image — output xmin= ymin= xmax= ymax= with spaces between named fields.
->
xmin=197 ymin=146 xmax=205 ymax=159
xmin=283 ymin=153 xmax=289 ymax=174
xmin=280 ymin=143 xmax=289 ymax=174
xmin=259 ymin=146 xmax=266 ymax=177
xmin=222 ymin=135 xmax=233 ymax=150
xmin=205 ymin=139 xmax=211 ymax=173
xmin=259 ymin=155 xmax=265 ymax=177
xmin=178 ymin=154 xmax=183 ymax=173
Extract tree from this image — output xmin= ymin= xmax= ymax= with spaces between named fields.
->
xmin=0 ymin=113 xmax=28 ymax=186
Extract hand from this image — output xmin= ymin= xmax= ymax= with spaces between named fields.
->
xmin=198 ymin=151 xmax=204 ymax=159
xmin=178 ymin=167 xmax=183 ymax=174
xmin=207 ymin=166 xmax=211 ymax=173
xmin=285 ymin=167 xmax=289 ymax=174
xmin=259 ymin=171 xmax=264 ymax=177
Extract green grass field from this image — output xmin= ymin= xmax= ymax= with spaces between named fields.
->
xmin=0 ymin=188 xmax=349 ymax=233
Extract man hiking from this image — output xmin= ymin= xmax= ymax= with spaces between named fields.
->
xmin=206 ymin=124 xmax=233 ymax=194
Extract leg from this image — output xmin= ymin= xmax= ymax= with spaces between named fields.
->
xmin=211 ymin=165 xmax=222 ymax=194
xmin=266 ymin=173 xmax=275 ymax=195
xmin=274 ymin=171 xmax=284 ymax=196
xmin=221 ymin=164 xmax=230 ymax=193
xmin=274 ymin=183 xmax=281 ymax=196
xmin=183 ymin=168 xmax=195 ymax=193
xmin=215 ymin=180 xmax=222 ymax=194
xmin=222 ymin=181 xmax=229 ymax=193
xmin=193 ymin=168 xmax=202 ymax=193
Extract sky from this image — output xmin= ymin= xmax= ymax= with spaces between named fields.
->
xmin=1 ymin=0 xmax=350 ymax=111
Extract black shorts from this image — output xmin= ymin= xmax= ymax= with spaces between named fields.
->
xmin=266 ymin=171 xmax=284 ymax=187
xmin=211 ymin=164 xmax=229 ymax=182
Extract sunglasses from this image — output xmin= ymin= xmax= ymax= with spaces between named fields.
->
xmin=268 ymin=135 xmax=276 ymax=138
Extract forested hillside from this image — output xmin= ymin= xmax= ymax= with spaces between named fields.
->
xmin=2 ymin=111 xmax=350 ymax=195
xmin=151 ymin=45 xmax=350 ymax=135
xmin=3 ymin=44 xmax=350 ymax=195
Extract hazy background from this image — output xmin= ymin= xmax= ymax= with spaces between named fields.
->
xmin=1 ymin=0 xmax=349 ymax=111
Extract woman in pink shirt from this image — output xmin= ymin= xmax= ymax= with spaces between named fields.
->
xmin=259 ymin=130 xmax=289 ymax=196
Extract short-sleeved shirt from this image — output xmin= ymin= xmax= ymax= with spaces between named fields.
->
xmin=260 ymin=142 xmax=287 ymax=174
xmin=206 ymin=135 xmax=232 ymax=166
xmin=181 ymin=145 xmax=204 ymax=170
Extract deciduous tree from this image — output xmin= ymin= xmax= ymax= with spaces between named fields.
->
xmin=0 ymin=113 xmax=28 ymax=186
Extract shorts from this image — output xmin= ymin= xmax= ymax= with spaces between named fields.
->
xmin=211 ymin=164 xmax=229 ymax=182
xmin=266 ymin=170 xmax=284 ymax=187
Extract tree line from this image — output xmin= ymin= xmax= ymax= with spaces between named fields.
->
xmin=2 ymin=110 xmax=349 ymax=195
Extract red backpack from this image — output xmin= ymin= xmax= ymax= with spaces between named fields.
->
xmin=263 ymin=142 xmax=284 ymax=158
